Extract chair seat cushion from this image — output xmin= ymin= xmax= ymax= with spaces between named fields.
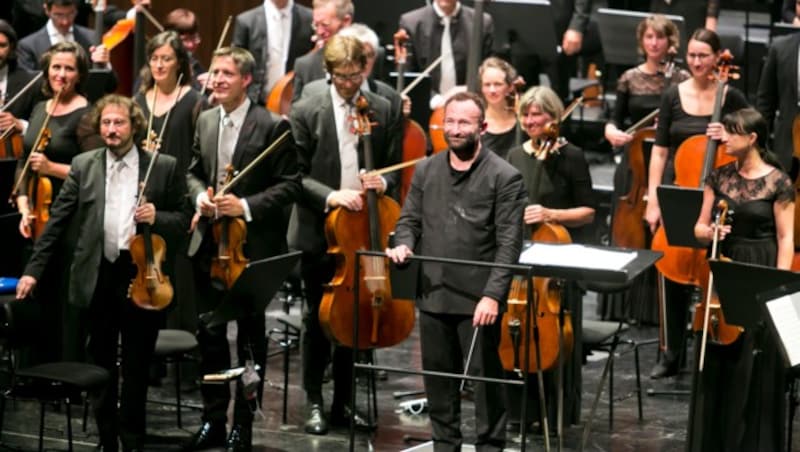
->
xmin=16 ymin=362 xmax=110 ymax=389
xmin=583 ymin=320 xmax=629 ymax=346
xmin=154 ymin=329 xmax=198 ymax=356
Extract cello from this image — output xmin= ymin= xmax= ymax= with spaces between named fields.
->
xmin=392 ymin=29 xmax=428 ymax=205
xmin=790 ymin=115 xmax=800 ymax=270
xmin=650 ymin=50 xmax=741 ymax=347
xmin=319 ymin=95 xmax=415 ymax=349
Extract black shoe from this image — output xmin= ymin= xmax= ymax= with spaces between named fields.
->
xmin=304 ymin=404 xmax=328 ymax=435
xmin=330 ymin=405 xmax=373 ymax=430
xmin=225 ymin=424 xmax=252 ymax=452
xmin=184 ymin=421 xmax=227 ymax=451
xmin=649 ymin=357 xmax=679 ymax=379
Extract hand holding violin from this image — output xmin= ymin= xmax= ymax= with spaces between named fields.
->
xmin=28 ymin=152 xmax=53 ymax=175
xmin=15 ymin=275 xmax=37 ymax=300
xmin=213 ymin=193 xmax=245 ymax=217
xmin=524 ymin=204 xmax=553 ymax=225
xmin=134 ymin=202 xmax=156 ymax=225
xmin=0 ymin=111 xmax=22 ymax=134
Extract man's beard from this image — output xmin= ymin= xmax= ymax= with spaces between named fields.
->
xmin=446 ymin=131 xmax=480 ymax=161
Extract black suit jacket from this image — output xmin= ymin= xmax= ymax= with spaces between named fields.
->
xmin=291 ymin=50 xmax=325 ymax=103
xmin=187 ymin=102 xmax=301 ymax=261
xmin=398 ymin=5 xmax=494 ymax=94
xmin=23 ymin=148 xmax=189 ymax=308
xmin=288 ymin=89 xmax=402 ymax=256
xmin=233 ymin=3 xmax=314 ymax=104
xmin=300 ymin=78 xmax=404 ymax=129
xmin=5 ymin=66 xmax=41 ymax=122
xmin=17 ymin=25 xmax=96 ymax=71
xmin=756 ymin=32 xmax=800 ymax=169
xmin=550 ymin=0 xmax=593 ymax=36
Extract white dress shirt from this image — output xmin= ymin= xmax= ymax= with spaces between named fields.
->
xmin=433 ymin=1 xmax=460 ymax=96
xmin=264 ymin=0 xmax=294 ymax=92
xmin=0 ymin=66 xmax=7 ymax=104
xmin=330 ymin=85 xmax=361 ymax=192
xmin=104 ymin=147 xmax=139 ymax=261
xmin=46 ymin=20 xmax=75 ymax=45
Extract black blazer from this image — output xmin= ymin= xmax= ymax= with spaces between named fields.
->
xmin=5 ymin=66 xmax=42 ymax=121
xmin=232 ymin=3 xmax=315 ymax=104
xmin=291 ymin=50 xmax=325 ymax=103
xmin=17 ymin=25 xmax=95 ymax=71
xmin=23 ymin=148 xmax=189 ymax=308
xmin=398 ymin=4 xmax=494 ymax=93
xmin=756 ymin=32 xmax=800 ymax=169
xmin=288 ymin=89 xmax=402 ymax=256
xmin=187 ymin=102 xmax=301 ymax=261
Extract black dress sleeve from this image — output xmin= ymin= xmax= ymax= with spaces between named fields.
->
xmin=655 ymin=86 xmax=676 ymax=148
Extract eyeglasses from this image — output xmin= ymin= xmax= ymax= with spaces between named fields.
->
xmin=149 ymin=55 xmax=176 ymax=64
xmin=50 ymin=11 xmax=77 ymax=21
xmin=101 ymin=119 xmax=130 ymax=127
xmin=331 ymin=71 xmax=363 ymax=83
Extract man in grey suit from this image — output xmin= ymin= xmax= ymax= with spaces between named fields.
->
xmin=185 ymin=46 xmax=300 ymax=452
xmin=17 ymin=0 xmax=110 ymax=71
xmin=290 ymin=0 xmax=353 ymax=103
xmin=16 ymin=94 xmax=189 ymax=452
xmin=232 ymin=0 xmax=315 ymax=105
xmin=289 ymin=34 xmax=401 ymax=435
xmin=756 ymin=32 xmax=800 ymax=170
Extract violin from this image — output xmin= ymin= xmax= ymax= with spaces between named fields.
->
xmin=693 ymin=200 xmax=742 ymax=370
xmin=393 ymin=29 xmax=428 ymax=205
xmin=0 ymin=93 xmax=23 ymax=160
xmin=209 ymin=165 xmax=249 ymax=290
xmin=319 ymin=95 xmax=415 ymax=349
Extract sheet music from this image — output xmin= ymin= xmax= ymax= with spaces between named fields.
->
xmin=765 ymin=295 xmax=800 ymax=367
xmin=519 ymin=243 xmax=637 ymax=271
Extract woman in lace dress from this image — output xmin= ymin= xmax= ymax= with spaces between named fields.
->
xmin=690 ymin=107 xmax=793 ymax=452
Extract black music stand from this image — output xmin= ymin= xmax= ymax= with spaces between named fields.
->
xmin=758 ymin=280 xmax=800 ymax=369
xmin=200 ymin=251 xmax=302 ymax=328
xmin=85 ymin=69 xmax=115 ymax=103
xmin=656 ymin=185 xmax=705 ymax=249
xmin=596 ymin=8 xmax=687 ymax=67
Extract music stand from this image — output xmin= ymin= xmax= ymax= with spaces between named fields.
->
xmin=388 ymin=71 xmax=431 ymax=129
xmin=757 ymin=280 xmax=800 ymax=369
xmin=462 ymin=0 xmax=559 ymax=65
xmin=201 ymin=250 xmax=302 ymax=327
xmin=656 ymin=185 xmax=705 ymax=248
xmin=85 ymin=69 xmax=115 ymax=104
xmin=597 ymin=8 xmax=687 ymax=67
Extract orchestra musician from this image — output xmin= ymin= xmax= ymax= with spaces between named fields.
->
xmin=644 ymin=29 xmax=749 ymax=379
xmin=546 ymin=0 xmax=592 ymax=100
xmin=232 ymin=0 xmax=314 ymax=104
xmin=649 ymin=0 xmax=720 ymax=34
xmin=0 ymin=20 xmax=39 ymax=146
xmin=386 ymin=91 xmax=526 ymax=451
xmin=300 ymin=23 xmax=403 ymax=124
xmin=505 ymin=85 xmax=596 ymax=428
xmin=16 ymin=0 xmax=111 ymax=73
xmin=185 ymin=46 xmax=300 ymax=451
xmin=755 ymin=28 xmax=800 ymax=169
xmin=291 ymin=0 xmax=353 ymax=103
xmin=163 ymin=8 xmax=206 ymax=92
xmin=689 ymin=107 xmax=793 ymax=451
xmin=782 ymin=0 xmax=800 ymax=24
xmin=478 ymin=56 xmax=521 ymax=159
xmin=15 ymin=94 xmax=189 ymax=452
xmin=287 ymin=34 xmax=400 ymax=435
xmin=398 ymin=0 xmax=493 ymax=107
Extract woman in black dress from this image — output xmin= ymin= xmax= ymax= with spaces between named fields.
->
xmin=505 ymin=86 xmax=596 ymax=431
xmin=690 ymin=107 xmax=793 ymax=451
xmin=14 ymin=41 xmax=96 ymax=363
xmin=479 ymin=56 xmax=521 ymax=159
xmin=644 ymin=29 xmax=750 ymax=378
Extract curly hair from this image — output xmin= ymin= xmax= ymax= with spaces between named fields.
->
xmin=90 ymin=94 xmax=147 ymax=137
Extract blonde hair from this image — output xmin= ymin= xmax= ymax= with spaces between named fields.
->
xmin=636 ymin=15 xmax=680 ymax=55
xmin=517 ymin=86 xmax=563 ymax=122
xmin=323 ymin=35 xmax=365 ymax=73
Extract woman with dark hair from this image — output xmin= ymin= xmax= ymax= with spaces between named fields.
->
xmin=134 ymin=30 xmax=203 ymax=175
xmin=479 ymin=56 xmax=522 ymax=159
xmin=689 ymin=107 xmax=793 ymax=451
xmin=644 ymin=28 xmax=750 ymax=379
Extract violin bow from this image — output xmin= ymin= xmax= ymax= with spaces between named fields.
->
xmin=367 ymin=157 xmax=426 ymax=177
xmin=142 ymin=82 xmax=159 ymax=152
xmin=201 ymin=15 xmax=234 ymax=95
xmin=624 ymin=108 xmax=659 ymax=135
xmin=136 ymin=2 xmax=164 ymax=32
xmin=400 ymin=55 xmax=444 ymax=97
xmin=0 ymin=73 xmax=44 ymax=141
xmin=9 ymin=89 xmax=62 ymax=204
xmin=218 ymin=129 xmax=291 ymax=196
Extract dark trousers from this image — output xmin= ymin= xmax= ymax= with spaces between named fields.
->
xmin=419 ymin=310 xmax=506 ymax=452
xmin=194 ymin=270 xmax=267 ymax=425
xmin=87 ymin=252 xmax=160 ymax=450
xmin=661 ymin=277 xmax=693 ymax=361
xmin=300 ymin=253 xmax=353 ymax=408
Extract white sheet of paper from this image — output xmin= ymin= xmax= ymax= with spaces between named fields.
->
xmin=766 ymin=295 xmax=800 ymax=367
xmin=519 ymin=243 xmax=637 ymax=271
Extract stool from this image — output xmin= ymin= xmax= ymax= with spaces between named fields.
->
xmin=151 ymin=329 xmax=198 ymax=429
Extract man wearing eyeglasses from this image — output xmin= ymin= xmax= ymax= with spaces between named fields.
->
xmin=291 ymin=0 xmax=353 ymax=103
xmin=232 ymin=0 xmax=315 ymax=105
xmin=16 ymin=0 xmax=110 ymax=72
xmin=288 ymin=34 xmax=401 ymax=435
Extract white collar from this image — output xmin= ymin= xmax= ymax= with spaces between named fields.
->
xmin=330 ymin=83 xmax=358 ymax=108
xmin=265 ymin=0 xmax=293 ymax=17
xmin=220 ymin=97 xmax=251 ymax=128
xmin=432 ymin=1 xmax=461 ymax=20
xmin=46 ymin=20 xmax=73 ymax=40
xmin=106 ymin=144 xmax=139 ymax=169
xmin=0 ymin=66 xmax=8 ymax=82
